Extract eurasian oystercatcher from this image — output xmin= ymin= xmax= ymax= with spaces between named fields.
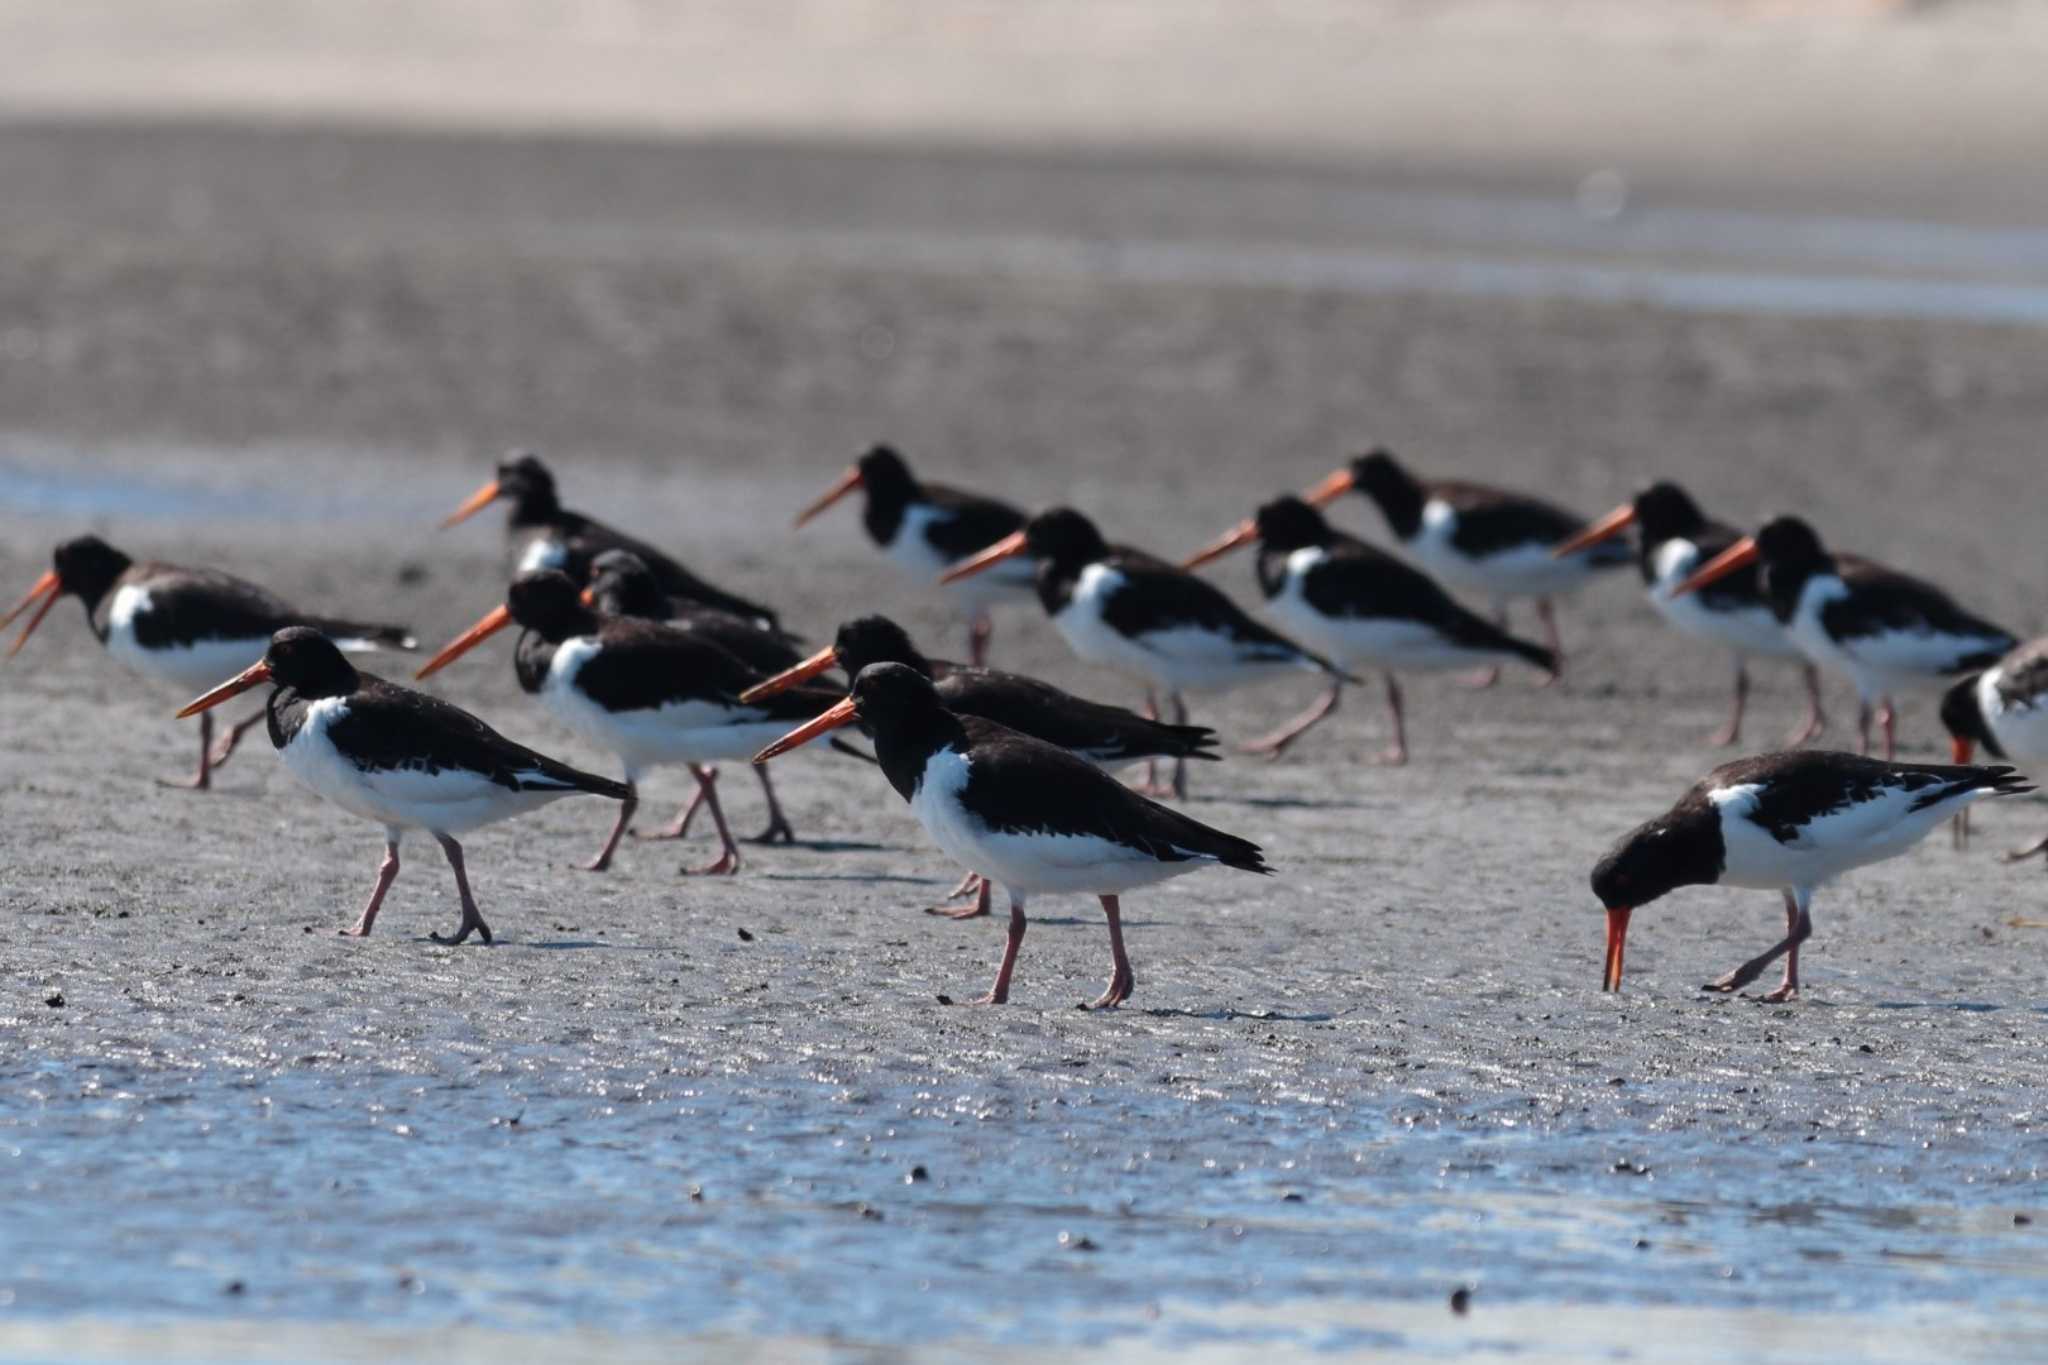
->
xmin=177 ymin=627 xmax=629 ymax=944
xmin=1593 ymin=750 xmax=2030 ymax=1000
xmin=441 ymin=451 xmax=780 ymax=628
xmin=1554 ymin=482 xmax=1826 ymax=747
xmin=754 ymin=663 xmax=1271 ymax=1007
xmin=1941 ymin=637 xmax=2048 ymax=860
xmin=740 ymin=612 xmax=1220 ymax=917
xmin=941 ymin=507 xmax=1350 ymax=798
xmin=3 ymin=535 xmax=414 ymax=790
xmin=792 ymin=444 xmax=1032 ymax=665
xmin=415 ymin=571 xmax=841 ymax=872
xmin=1673 ymin=515 xmax=2016 ymax=760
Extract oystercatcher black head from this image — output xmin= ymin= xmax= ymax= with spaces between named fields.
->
xmin=1628 ymin=482 xmax=1710 ymax=547
xmin=1591 ymin=806 xmax=1726 ymax=994
xmin=793 ymin=442 xmax=918 ymax=530
xmin=835 ymin=615 xmax=932 ymax=679
xmin=582 ymin=549 xmax=667 ymax=618
xmin=416 ymin=570 xmax=594 ymax=680
xmin=1252 ymin=496 xmax=1338 ymax=552
xmin=2 ymin=535 xmax=135 ymax=651
xmin=1939 ymin=673 xmax=2000 ymax=762
xmin=175 ymin=625 xmax=360 ymax=718
xmin=441 ymin=450 xmax=560 ymax=528
xmin=936 ymin=506 xmax=1104 ymax=584
xmin=1670 ymin=514 xmax=1826 ymax=607
xmin=1300 ymin=448 xmax=1421 ymax=531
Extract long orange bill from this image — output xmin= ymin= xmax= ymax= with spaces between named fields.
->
xmin=937 ymin=529 xmax=1029 ymax=585
xmin=1553 ymin=502 xmax=1638 ymax=559
xmin=1301 ymin=467 xmax=1357 ymax=508
xmin=753 ymin=696 xmax=859 ymax=763
xmin=1669 ymin=536 xmax=1760 ymax=599
xmin=1181 ymin=517 xmax=1259 ymax=570
xmin=793 ymin=466 xmax=864 ymax=529
xmin=739 ymin=644 xmax=840 ymax=704
xmin=1602 ymin=906 xmax=1633 ymax=992
xmin=439 ymin=479 xmax=503 ymax=529
xmin=176 ymin=660 xmax=273 ymax=718
xmin=2 ymin=570 xmax=62 ymax=658
xmin=415 ymin=604 xmax=514 ymax=680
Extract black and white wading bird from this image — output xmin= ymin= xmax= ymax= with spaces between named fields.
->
xmin=1182 ymin=496 xmax=1556 ymax=763
xmin=1941 ymin=637 xmax=2048 ymax=862
xmin=1592 ymin=750 xmax=2031 ymax=1001
xmin=581 ymin=549 xmax=809 ymax=677
xmin=1185 ymin=447 xmax=1628 ymax=684
xmin=1554 ymin=483 xmax=1827 ymax=747
xmin=755 ymin=663 xmax=1271 ymax=1008
xmin=740 ymin=613 xmax=1220 ymax=917
xmin=3 ymin=535 xmax=415 ymax=789
xmin=178 ymin=627 xmax=629 ymax=944
xmin=1674 ymin=515 xmax=2016 ymax=760
xmin=941 ymin=507 xmax=1350 ymax=798
xmin=440 ymin=451 xmax=780 ymax=628
xmin=416 ymin=571 xmax=842 ymax=874
xmin=792 ymin=444 xmax=1032 ymax=666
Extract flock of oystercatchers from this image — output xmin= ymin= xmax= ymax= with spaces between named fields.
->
xmin=7 ymin=445 xmax=2043 ymax=1006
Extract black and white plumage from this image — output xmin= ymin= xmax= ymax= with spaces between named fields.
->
xmin=1675 ymin=515 xmax=2017 ymax=760
xmin=792 ymin=444 xmax=1033 ymax=665
xmin=1592 ymin=750 xmax=2031 ymax=1000
xmin=1942 ymin=637 xmax=2048 ymax=862
xmin=942 ymin=507 xmax=1349 ymax=799
xmin=1187 ymin=496 xmax=1556 ymax=764
xmin=754 ymin=663 xmax=1271 ymax=1008
xmin=583 ymin=549 xmax=809 ymax=677
xmin=415 ymin=571 xmax=843 ymax=874
xmin=441 ymin=451 xmax=779 ymax=629
xmin=177 ymin=627 xmax=629 ymax=944
xmin=1555 ymin=482 xmax=1825 ymax=747
xmin=3 ymin=535 xmax=415 ymax=789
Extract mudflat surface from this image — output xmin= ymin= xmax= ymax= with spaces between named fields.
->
xmin=3 ymin=115 xmax=2048 ymax=1359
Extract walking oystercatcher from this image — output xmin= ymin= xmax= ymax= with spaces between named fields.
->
xmin=1183 ymin=495 xmax=1555 ymax=763
xmin=1592 ymin=750 xmax=2030 ymax=999
xmin=3 ymin=535 xmax=414 ymax=789
xmin=941 ymin=507 xmax=1350 ymax=798
xmin=792 ymin=444 xmax=1032 ymax=665
xmin=1554 ymin=482 xmax=1826 ymax=746
xmin=441 ymin=451 xmax=780 ymax=627
xmin=177 ymin=627 xmax=629 ymax=943
xmin=1941 ymin=637 xmax=2048 ymax=860
xmin=754 ymin=662 xmax=1271 ymax=1007
xmin=415 ymin=571 xmax=841 ymax=872
xmin=1673 ymin=515 xmax=2016 ymax=759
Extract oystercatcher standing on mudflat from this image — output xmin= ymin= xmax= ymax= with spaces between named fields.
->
xmin=178 ymin=627 xmax=629 ymax=944
xmin=1592 ymin=750 xmax=2030 ymax=1000
xmin=1941 ymin=637 xmax=2048 ymax=861
xmin=755 ymin=663 xmax=1271 ymax=1008
xmin=3 ymin=535 xmax=415 ymax=789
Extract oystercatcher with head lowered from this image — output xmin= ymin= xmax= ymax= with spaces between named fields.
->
xmin=942 ymin=507 xmax=1349 ymax=799
xmin=1183 ymin=496 xmax=1555 ymax=764
xmin=1674 ymin=515 xmax=2016 ymax=760
xmin=441 ymin=451 xmax=780 ymax=628
xmin=1941 ymin=638 xmax=2048 ymax=861
xmin=178 ymin=628 xmax=629 ymax=944
xmin=416 ymin=571 xmax=843 ymax=873
xmin=3 ymin=535 xmax=415 ymax=789
xmin=1554 ymin=482 xmax=1826 ymax=747
xmin=792 ymin=444 xmax=1032 ymax=665
xmin=756 ymin=663 xmax=1271 ymax=1007
xmin=1593 ymin=750 xmax=2030 ymax=1000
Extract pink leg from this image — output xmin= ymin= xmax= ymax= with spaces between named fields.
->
xmin=1533 ymin=598 xmax=1563 ymax=688
xmin=926 ymin=873 xmax=992 ymax=919
xmin=1704 ymin=888 xmax=1810 ymax=997
xmin=583 ymin=778 xmax=637 ymax=871
xmin=957 ymin=896 xmax=1027 ymax=1005
xmin=747 ymin=765 xmax=796 ymax=844
xmin=340 ymin=837 xmax=401 ymax=937
xmin=1087 ymin=894 xmax=1136 ymax=1009
xmin=1462 ymin=607 xmax=1506 ymax=688
xmin=968 ymin=612 xmax=993 ymax=668
xmin=1878 ymin=697 xmax=1897 ymax=761
xmin=1240 ymin=683 xmax=1341 ymax=758
xmin=1376 ymin=672 xmax=1409 ymax=765
xmin=2002 ymin=831 xmax=2048 ymax=863
xmin=1783 ymin=665 xmax=1827 ymax=746
xmin=632 ymin=767 xmax=712 ymax=841
xmin=1759 ymin=890 xmax=1807 ymax=1003
xmin=1133 ymin=690 xmax=1174 ymax=797
xmin=1856 ymin=699 xmax=1873 ymax=755
xmin=681 ymin=765 xmax=742 ymax=875
xmin=1169 ymin=694 xmax=1191 ymax=800
xmin=427 ymin=834 xmax=493 ymax=945
xmin=1708 ymin=660 xmax=1749 ymax=748
xmin=158 ymin=711 xmax=216 ymax=791
xmin=208 ymin=707 xmax=268 ymax=770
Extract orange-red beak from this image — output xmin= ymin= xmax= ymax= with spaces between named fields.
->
xmin=578 ymin=586 xmax=598 ymax=607
xmin=1 ymin=569 xmax=62 ymax=658
xmin=1953 ymin=737 xmax=1976 ymax=765
xmin=416 ymin=603 xmax=514 ymax=679
xmin=439 ymin=478 xmax=504 ymax=529
xmin=753 ymin=695 xmax=859 ymax=763
xmin=1182 ymin=517 xmax=1259 ymax=570
xmin=739 ymin=644 xmax=840 ymax=704
xmin=938 ymin=529 xmax=1029 ymax=585
xmin=177 ymin=660 xmax=273 ymax=718
xmin=1301 ymin=466 xmax=1357 ymax=508
xmin=1602 ymin=906 xmax=1633 ymax=992
xmin=1554 ymin=502 xmax=1638 ymax=559
xmin=1951 ymin=737 xmax=1978 ymax=847
xmin=793 ymin=467 xmax=864 ymax=529
xmin=1670 ymin=536 xmax=1760 ymax=598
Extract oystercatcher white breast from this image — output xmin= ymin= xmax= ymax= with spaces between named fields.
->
xmin=177 ymin=627 xmax=629 ymax=943
xmin=416 ymin=571 xmax=844 ymax=875
xmin=440 ymin=450 xmax=780 ymax=628
xmin=1942 ymin=637 xmax=2048 ymax=862
xmin=941 ymin=507 xmax=1349 ymax=798
xmin=755 ymin=662 xmax=1271 ymax=1008
xmin=1555 ymin=482 xmax=1825 ymax=747
xmin=1592 ymin=749 xmax=2031 ymax=1000
xmin=792 ymin=444 xmax=1034 ymax=665
xmin=2 ymin=535 xmax=415 ymax=790
xmin=1674 ymin=515 xmax=2016 ymax=759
